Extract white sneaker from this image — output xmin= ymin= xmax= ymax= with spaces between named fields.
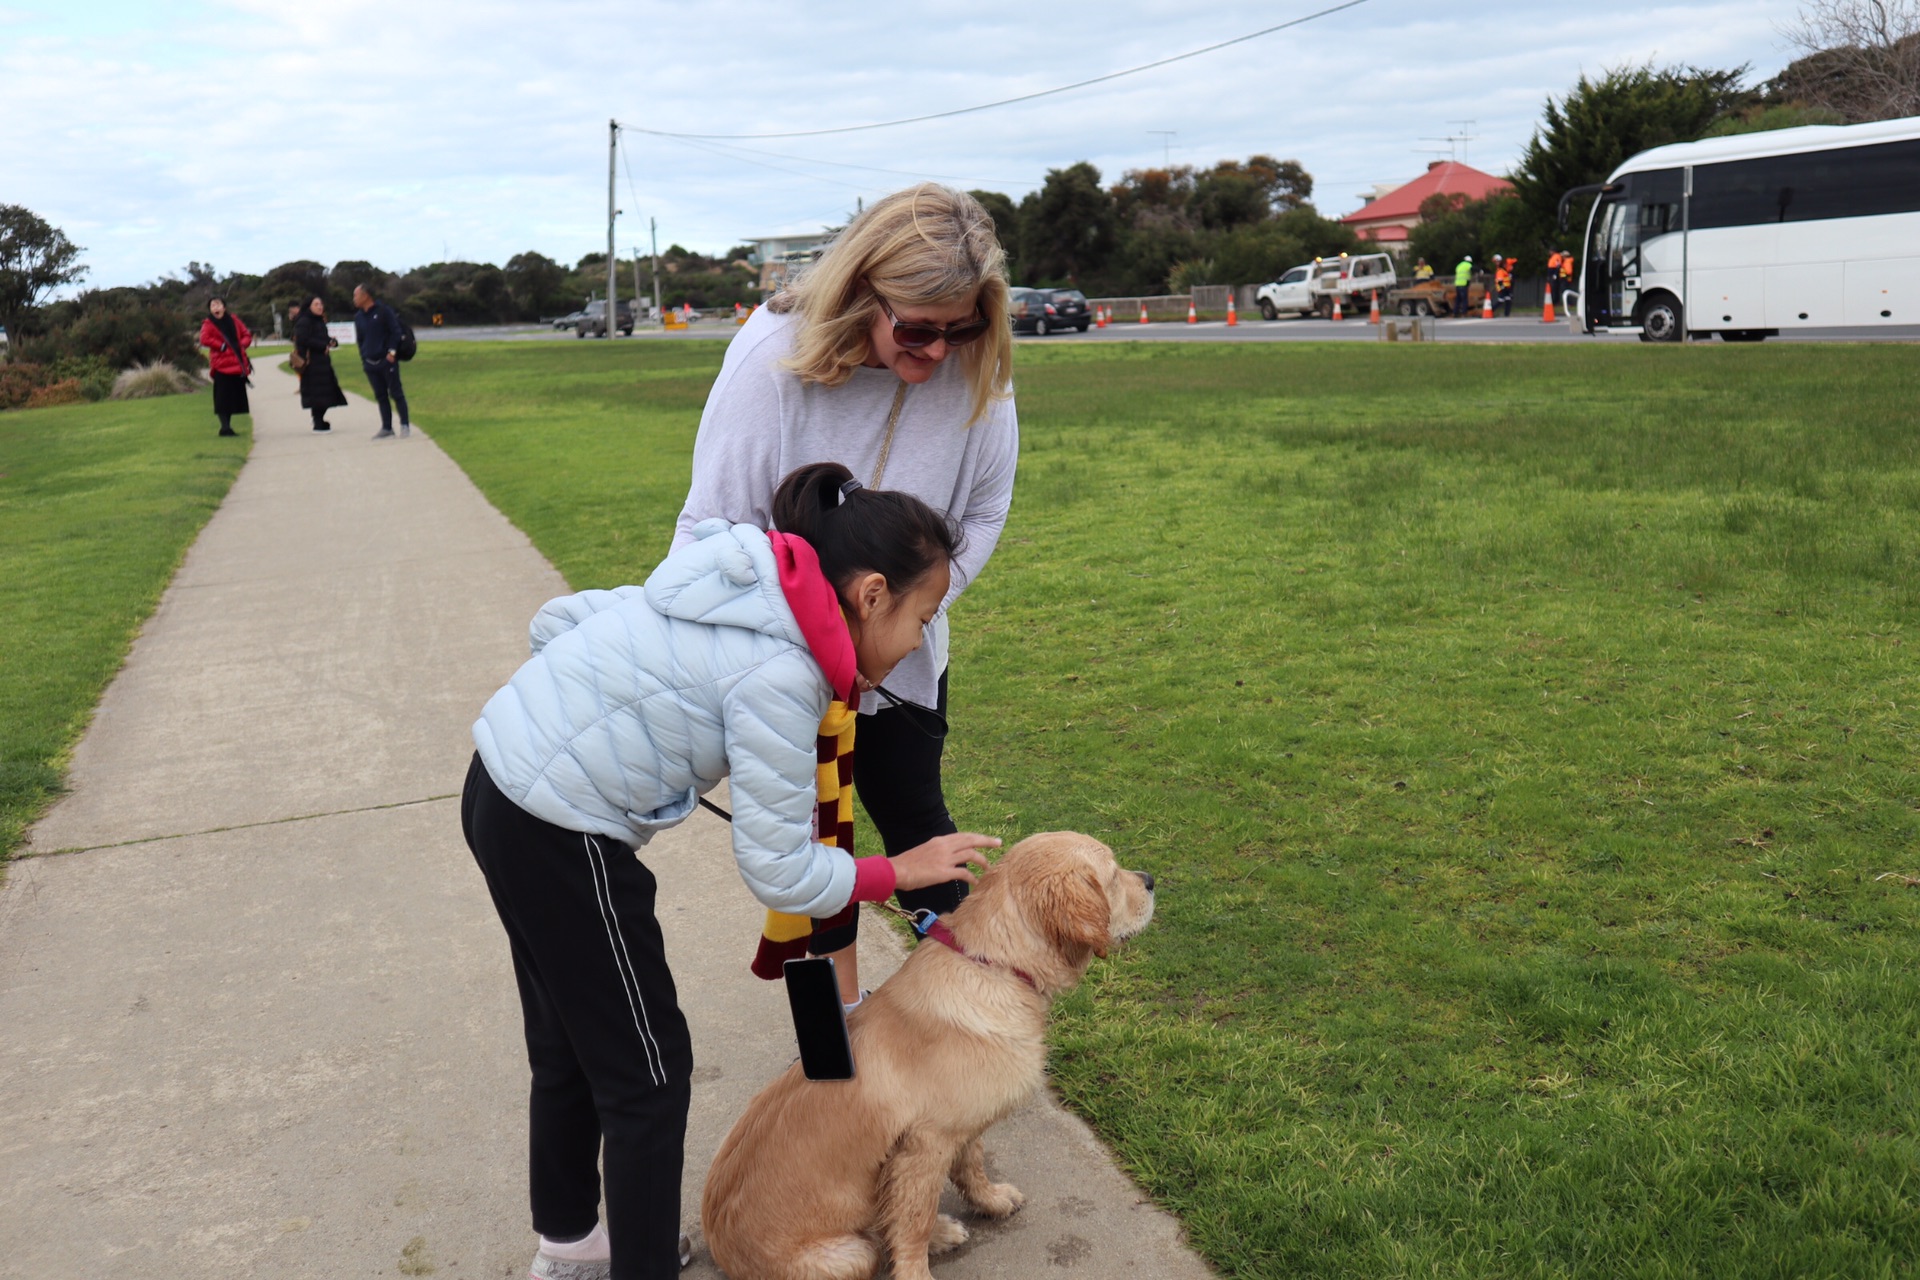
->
xmin=530 ymin=1223 xmax=609 ymax=1279
xmin=400 ymin=422 xmax=411 ymax=438
xmin=529 ymin=1254 xmax=608 ymax=1280
xmin=527 ymin=1225 xmax=692 ymax=1276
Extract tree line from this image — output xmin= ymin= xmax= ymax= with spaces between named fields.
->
xmin=970 ymin=155 xmax=1360 ymax=297
xmin=0 ymin=236 xmax=762 ymax=370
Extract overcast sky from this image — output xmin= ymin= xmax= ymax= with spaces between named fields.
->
xmin=3 ymin=0 xmax=1806 ymax=291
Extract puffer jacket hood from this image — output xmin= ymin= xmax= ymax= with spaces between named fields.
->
xmin=473 ymin=520 xmax=864 ymax=918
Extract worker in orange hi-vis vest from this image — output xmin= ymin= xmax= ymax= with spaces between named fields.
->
xmin=1558 ymin=248 xmax=1577 ymax=288
xmin=1545 ymin=249 xmax=1564 ymax=304
xmin=1493 ymin=257 xmax=1514 ymax=317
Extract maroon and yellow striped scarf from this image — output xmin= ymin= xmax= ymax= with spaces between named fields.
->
xmin=749 ymin=700 xmax=859 ymax=979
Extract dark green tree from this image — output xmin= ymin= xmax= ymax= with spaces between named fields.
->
xmin=505 ymin=251 xmax=567 ymax=319
xmin=263 ymin=260 xmax=329 ymax=321
xmin=1191 ymin=170 xmax=1269 ymax=230
xmin=0 ymin=204 xmax=87 ymax=358
xmin=1016 ymin=163 xmax=1116 ymax=286
xmin=1506 ymin=64 xmax=1750 ymax=254
xmin=1209 ymin=207 xmax=1360 ymax=286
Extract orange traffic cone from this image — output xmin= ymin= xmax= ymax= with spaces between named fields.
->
xmin=1226 ymin=294 xmax=1238 ymax=326
xmin=1331 ymin=296 xmax=1343 ymax=322
xmin=734 ymin=302 xmax=745 ymax=324
xmin=1186 ymin=299 xmax=1198 ymax=324
xmin=1482 ymin=289 xmax=1494 ymax=320
xmin=1100 ymin=305 xmax=1110 ymax=328
xmin=1368 ymin=289 xmax=1381 ymax=325
xmin=1541 ymin=289 xmax=1556 ymax=323
xmin=1139 ymin=301 xmax=1150 ymax=324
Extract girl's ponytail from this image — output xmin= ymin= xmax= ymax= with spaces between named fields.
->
xmin=771 ymin=462 xmax=961 ymax=598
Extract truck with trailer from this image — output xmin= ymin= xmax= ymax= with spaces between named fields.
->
xmin=1256 ymin=252 xmax=1398 ymax=319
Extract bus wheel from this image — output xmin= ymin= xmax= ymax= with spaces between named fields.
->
xmin=1639 ymin=295 xmax=1683 ymax=343
xmin=1259 ymin=298 xmax=1278 ymax=320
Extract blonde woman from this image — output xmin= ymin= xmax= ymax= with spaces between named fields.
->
xmin=674 ymin=183 xmax=1018 ymax=1008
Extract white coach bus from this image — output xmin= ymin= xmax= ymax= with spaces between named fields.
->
xmin=1563 ymin=114 xmax=1920 ymax=341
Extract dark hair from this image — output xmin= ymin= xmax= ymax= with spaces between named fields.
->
xmin=770 ymin=462 xmax=961 ymax=600
xmin=206 ymin=296 xmax=227 ymax=314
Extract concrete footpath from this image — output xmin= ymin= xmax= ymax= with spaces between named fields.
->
xmin=0 ymin=362 xmax=1212 ymax=1278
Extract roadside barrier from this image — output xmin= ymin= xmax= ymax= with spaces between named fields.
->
xmin=1380 ymin=316 xmax=1434 ymax=342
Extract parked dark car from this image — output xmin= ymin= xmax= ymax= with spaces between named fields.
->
xmin=551 ymin=309 xmax=588 ymax=330
xmin=1008 ymin=287 xmax=1090 ymax=336
xmin=575 ymin=299 xmax=634 ymax=338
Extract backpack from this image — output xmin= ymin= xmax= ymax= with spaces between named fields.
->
xmin=395 ymin=310 xmax=417 ymax=361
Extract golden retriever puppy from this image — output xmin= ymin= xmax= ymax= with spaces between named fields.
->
xmin=702 ymin=831 xmax=1156 ymax=1280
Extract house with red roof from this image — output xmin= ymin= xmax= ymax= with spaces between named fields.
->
xmin=1340 ymin=160 xmax=1513 ymax=245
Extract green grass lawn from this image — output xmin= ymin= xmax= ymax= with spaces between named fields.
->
xmin=404 ymin=338 xmax=1920 ymax=1279
xmin=0 ymin=393 xmax=248 ymax=864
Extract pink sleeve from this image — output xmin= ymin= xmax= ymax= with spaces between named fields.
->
xmin=848 ymin=854 xmax=898 ymax=903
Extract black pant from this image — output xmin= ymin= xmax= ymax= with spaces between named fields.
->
xmin=854 ymin=670 xmax=966 ymax=915
xmin=364 ymin=358 xmax=410 ymax=430
xmin=461 ymin=755 xmax=693 ymax=1280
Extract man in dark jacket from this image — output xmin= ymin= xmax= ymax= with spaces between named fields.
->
xmin=353 ymin=284 xmax=411 ymax=439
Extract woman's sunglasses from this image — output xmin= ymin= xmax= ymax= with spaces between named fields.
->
xmin=879 ymin=297 xmax=991 ymax=350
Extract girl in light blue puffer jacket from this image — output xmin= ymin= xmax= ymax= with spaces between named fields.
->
xmin=461 ymin=462 xmax=1000 ymax=1280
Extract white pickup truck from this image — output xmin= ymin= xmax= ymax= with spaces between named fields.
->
xmin=1256 ymin=253 xmax=1398 ymax=319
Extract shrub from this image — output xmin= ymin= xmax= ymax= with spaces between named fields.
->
xmin=44 ymin=354 xmax=116 ymax=401
xmin=110 ymin=360 xmax=198 ymax=400
xmin=20 ymin=300 xmax=201 ymax=372
xmin=25 ymin=378 xmax=85 ymax=408
xmin=0 ymin=362 xmax=47 ymax=410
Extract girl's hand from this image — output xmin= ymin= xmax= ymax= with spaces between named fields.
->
xmin=892 ymin=832 xmax=1000 ymax=891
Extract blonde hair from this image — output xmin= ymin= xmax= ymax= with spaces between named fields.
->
xmin=770 ymin=183 xmax=1012 ymax=426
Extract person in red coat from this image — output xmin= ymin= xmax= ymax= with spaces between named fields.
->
xmin=199 ymin=297 xmax=253 ymax=437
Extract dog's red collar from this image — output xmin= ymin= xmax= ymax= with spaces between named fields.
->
xmin=915 ymin=913 xmax=1040 ymax=993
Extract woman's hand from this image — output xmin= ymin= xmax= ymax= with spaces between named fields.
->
xmin=891 ymin=832 xmax=1000 ymax=891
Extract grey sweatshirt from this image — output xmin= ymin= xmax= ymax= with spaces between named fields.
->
xmin=672 ymin=306 xmax=1019 ymax=709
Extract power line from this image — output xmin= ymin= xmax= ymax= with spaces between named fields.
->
xmin=625 ymin=0 xmax=1373 ymax=141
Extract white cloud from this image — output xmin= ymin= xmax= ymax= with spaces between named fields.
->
xmin=1 ymin=0 xmax=1804 ymax=288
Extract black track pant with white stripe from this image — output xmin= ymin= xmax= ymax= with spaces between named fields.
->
xmin=461 ymin=753 xmax=693 ymax=1280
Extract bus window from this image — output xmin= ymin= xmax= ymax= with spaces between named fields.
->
xmin=1692 ymin=139 xmax=1920 ymax=228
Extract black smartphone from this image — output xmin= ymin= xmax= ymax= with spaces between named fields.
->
xmin=783 ymin=956 xmax=855 ymax=1081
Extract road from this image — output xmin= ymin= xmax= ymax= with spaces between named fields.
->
xmin=414 ymin=318 xmax=1920 ymax=347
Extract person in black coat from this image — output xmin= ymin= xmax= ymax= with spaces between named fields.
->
xmin=293 ymin=295 xmax=348 ymax=432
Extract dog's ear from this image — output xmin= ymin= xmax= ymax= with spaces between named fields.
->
xmin=1029 ymin=859 xmax=1111 ymax=961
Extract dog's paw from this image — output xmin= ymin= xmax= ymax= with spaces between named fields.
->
xmin=929 ymin=1214 xmax=970 ymax=1254
xmin=970 ymin=1181 xmax=1025 ymax=1219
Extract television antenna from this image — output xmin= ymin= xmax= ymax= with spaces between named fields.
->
xmin=1417 ymin=121 xmax=1478 ymax=164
